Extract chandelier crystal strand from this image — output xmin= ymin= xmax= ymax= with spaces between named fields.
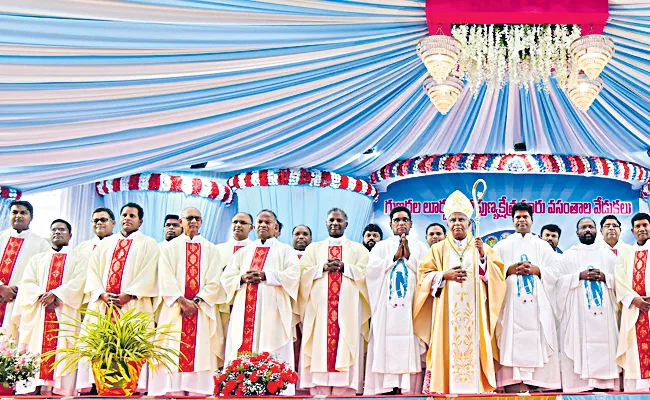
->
xmin=568 ymin=74 xmax=603 ymax=111
xmin=570 ymin=34 xmax=615 ymax=80
xmin=423 ymin=73 xmax=465 ymax=114
xmin=416 ymin=35 xmax=462 ymax=84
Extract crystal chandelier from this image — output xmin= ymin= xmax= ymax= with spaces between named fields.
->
xmin=416 ymin=35 xmax=462 ymax=84
xmin=567 ymin=74 xmax=603 ymax=112
xmin=423 ymin=73 xmax=465 ymax=114
xmin=570 ymin=34 xmax=615 ymax=80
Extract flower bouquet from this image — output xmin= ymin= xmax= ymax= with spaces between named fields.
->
xmin=0 ymin=329 xmax=39 ymax=394
xmin=214 ymin=352 xmax=299 ymax=396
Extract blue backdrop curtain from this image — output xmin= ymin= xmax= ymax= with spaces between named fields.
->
xmin=60 ymin=183 xmax=105 ymax=247
xmin=235 ymin=186 xmax=374 ymax=244
xmin=0 ymin=199 xmax=13 ymax=231
xmin=102 ymin=190 xmax=234 ymax=244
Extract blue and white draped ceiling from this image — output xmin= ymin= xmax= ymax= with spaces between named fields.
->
xmin=0 ymin=0 xmax=648 ymax=193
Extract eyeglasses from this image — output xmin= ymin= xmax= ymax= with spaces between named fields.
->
xmin=183 ymin=216 xmax=202 ymax=222
xmin=232 ymin=220 xmax=252 ymax=226
xmin=93 ymin=217 xmax=111 ymax=224
xmin=603 ymin=223 xmax=620 ymax=229
xmin=392 ymin=217 xmax=411 ymax=223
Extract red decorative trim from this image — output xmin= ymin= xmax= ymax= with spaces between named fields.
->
xmin=0 ymin=237 xmax=25 ymax=325
xmin=106 ymin=239 xmax=132 ymax=294
xmin=227 ymin=169 xmax=378 ymax=201
xmin=370 ymin=153 xmax=650 ymax=190
xmin=327 ymin=245 xmax=343 ymax=372
xmin=96 ymin=173 xmax=234 ymax=204
xmin=179 ymin=242 xmax=201 ymax=373
xmin=633 ymin=250 xmax=650 ymax=379
xmin=40 ymin=253 xmax=67 ymax=381
xmin=239 ymin=247 xmax=271 ymax=353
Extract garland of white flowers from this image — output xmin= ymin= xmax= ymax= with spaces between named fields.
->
xmin=452 ymin=24 xmax=581 ymax=95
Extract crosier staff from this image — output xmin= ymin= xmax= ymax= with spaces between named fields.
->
xmin=472 ymin=178 xmax=486 ymax=393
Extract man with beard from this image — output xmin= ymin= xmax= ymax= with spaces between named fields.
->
xmin=494 ymin=202 xmax=561 ymax=392
xmin=292 ymin=225 xmax=312 ymax=259
xmin=425 ymin=223 xmax=446 ymax=247
xmin=615 ymin=212 xmax=650 ymax=391
xmin=76 ymin=202 xmax=159 ymax=393
xmin=540 ymin=224 xmax=562 ymax=252
xmin=75 ymin=207 xmax=115 ymax=254
xmin=221 ymin=210 xmax=300 ymax=394
xmin=162 ymin=214 xmax=182 ymax=244
xmin=216 ymin=212 xmax=254 ymax=268
xmin=555 ymin=217 xmax=619 ymax=392
xmin=298 ymin=208 xmax=370 ymax=395
xmin=598 ymin=215 xmax=631 ymax=256
xmin=0 ymin=201 xmax=50 ymax=339
xmin=363 ymin=224 xmax=383 ymax=251
xmin=365 ymin=206 xmax=429 ymax=395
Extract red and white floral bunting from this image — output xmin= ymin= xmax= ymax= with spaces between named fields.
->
xmin=227 ymin=168 xmax=378 ymax=200
xmin=0 ymin=186 xmax=21 ymax=201
xmin=96 ymin=173 xmax=234 ymax=204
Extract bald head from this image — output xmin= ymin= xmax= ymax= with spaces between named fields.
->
xmin=181 ymin=207 xmax=202 ymax=238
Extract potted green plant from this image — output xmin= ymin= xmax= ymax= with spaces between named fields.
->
xmin=0 ymin=329 xmax=40 ymax=395
xmin=43 ymin=305 xmax=179 ymax=396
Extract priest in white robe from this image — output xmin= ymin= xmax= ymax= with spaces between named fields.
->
xmin=494 ymin=202 xmax=561 ymax=391
xmin=150 ymin=207 xmax=226 ymax=396
xmin=0 ymin=201 xmax=50 ymax=339
xmin=13 ymin=219 xmax=87 ymax=395
xmin=292 ymin=225 xmax=312 ymax=260
xmin=221 ymin=209 xmax=300 ymax=395
xmin=76 ymin=202 xmax=159 ymax=393
xmin=615 ymin=212 xmax=650 ymax=391
xmin=597 ymin=215 xmax=631 ymax=256
xmin=298 ymin=208 xmax=370 ymax=396
xmin=555 ymin=217 xmax=619 ymax=392
xmin=365 ymin=206 xmax=428 ymax=395
xmin=74 ymin=208 xmax=115 ymax=255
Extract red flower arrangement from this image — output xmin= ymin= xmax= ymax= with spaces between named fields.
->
xmin=214 ymin=352 xmax=298 ymax=396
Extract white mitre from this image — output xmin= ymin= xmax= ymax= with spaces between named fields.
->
xmin=443 ymin=190 xmax=474 ymax=220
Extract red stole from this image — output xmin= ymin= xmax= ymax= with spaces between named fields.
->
xmin=179 ymin=242 xmax=201 ymax=372
xmin=40 ymin=253 xmax=67 ymax=380
xmin=327 ymin=245 xmax=343 ymax=372
xmin=106 ymin=239 xmax=133 ymax=294
xmin=0 ymin=237 xmax=25 ymax=325
xmin=297 ymin=254 xmax=303 ymax=260
xmin=633 ymin=249 xmax=650 ymax=378
xmin=238 ymin=247 xmax=270 ymax=353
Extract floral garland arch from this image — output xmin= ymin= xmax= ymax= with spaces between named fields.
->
xmin=0 ymin=186 xmax=21 ymax=201
xmin=227 ymin=169 xmax=379 ymax=201
xmin=96 ymin=173 xmax=234 ymax=204
xmin=370 ymin=154 xmax=650 ymax=188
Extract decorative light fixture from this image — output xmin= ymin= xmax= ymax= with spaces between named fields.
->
xmin=567 ymin=74 xmax=603 ymax=112
xmin=416 ymin=34 xmax=462 ymax=84
xmin=570 ymin=34 xmax=615 ymax=80
xmin=423 ymin=73 xmax=464 ymax=114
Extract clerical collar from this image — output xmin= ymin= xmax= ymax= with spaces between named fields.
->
xmin=256 ymin=237 xmax=276 ymax=247
xmin=120 ymin=230 xmax=141 ymax=239
xmin=10 ymin=228 xmax=30 ymax=237
xmin=328 ymin=235 xmax=346 ymax=245
xmin=232 ymin=238 xmax=251 ymax=246
xmin=52 ymin=246 xmax=70 ymax=254
xmin=452 ymin=236 xmax=468 ymax=247
xmin=182 ymin=233 xmax=202 ymax=242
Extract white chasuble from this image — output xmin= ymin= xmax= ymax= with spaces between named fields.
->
xmin=556 ymin=243 xmax=619 ymax=392
xmin=364 ymin=235 xmax=428 ymax=395
xmin=149 ymin=234 xmax=226 ymax=396
xmin=0 ymin=228 xmax=50 ymax=338
xmin=13 ymin=247 xmax=86 ymax=395
xmin=494 ymin=233 xmax=561 ymax=389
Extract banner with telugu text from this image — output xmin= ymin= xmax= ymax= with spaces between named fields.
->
xmin=374 ymin=173 xmax=638 ymax=251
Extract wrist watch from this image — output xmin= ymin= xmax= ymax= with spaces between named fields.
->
xmin=192 ymin=297 xmax=201 ymax=304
